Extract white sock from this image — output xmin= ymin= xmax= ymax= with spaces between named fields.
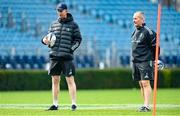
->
xmin=144 ymin=105 xmax=149 ymax=108
xmin=72 ymin=101 xmax=76 ymax=106
xmin=53 ymin=99 xmax=58 ymax=107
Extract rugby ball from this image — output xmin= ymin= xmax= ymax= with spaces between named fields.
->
xmin=157 ymin=60 xmax=164 ymax=70
xmin=46 ymin=33 xmax=56 ymax=47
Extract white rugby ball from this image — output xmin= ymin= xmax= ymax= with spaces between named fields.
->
xmin=157 ymin=60 xmax=164 ymax=70
xmin=46 ymin=33 xmax=56 ymax=47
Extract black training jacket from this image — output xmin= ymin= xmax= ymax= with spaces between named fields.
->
xmin=131 ymin=24 xmax=158 ymax=63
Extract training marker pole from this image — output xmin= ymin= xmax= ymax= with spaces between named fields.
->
xmin=153 ymin=1 xmax=162 ymax=116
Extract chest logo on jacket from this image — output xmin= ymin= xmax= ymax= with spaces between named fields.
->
xmin=132 ymin=33 xmax=144 ymax=43
xmin=66 ymin=28 xmax=70 ymax=31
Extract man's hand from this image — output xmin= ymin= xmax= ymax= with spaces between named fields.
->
xmin=43 ymin=36 xmax=50 ymax=45
xmin=42 ymin=33 xmax=56 ymax=47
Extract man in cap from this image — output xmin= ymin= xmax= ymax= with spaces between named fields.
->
xmin=42 ymin=3 xmax=82 ymax=111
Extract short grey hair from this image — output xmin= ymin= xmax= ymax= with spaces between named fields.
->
xmin=134 ymin=11 xmax=145 ymax=21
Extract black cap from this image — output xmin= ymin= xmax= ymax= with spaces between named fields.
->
xmin=56 ymin=3 xmax=67 ymax=12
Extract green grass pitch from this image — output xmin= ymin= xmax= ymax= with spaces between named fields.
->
xmin=0 ymin=89 xmax=180 ymax=115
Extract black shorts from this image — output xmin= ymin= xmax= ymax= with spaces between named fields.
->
xmin=48 ymin=60 xmax=75 ymax=77
xmin=132 ymin=61 xmax=154 ymax=81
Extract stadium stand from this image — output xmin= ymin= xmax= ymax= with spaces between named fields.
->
xmin=0 ymin=0 xmax=179 ymax=69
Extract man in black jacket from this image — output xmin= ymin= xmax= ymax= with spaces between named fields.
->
xmin=42 ymin=3 xmax=82 ymax=111
xmin=131 ymin=11 xmax=159 ymax=112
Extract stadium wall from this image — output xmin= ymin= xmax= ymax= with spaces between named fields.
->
xmin=0 ymin=69 xmax=180 ymax=91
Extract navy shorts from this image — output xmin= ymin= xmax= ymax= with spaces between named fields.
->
xmin=48 ymin=60 xmax=75 ymax=77
xmin=132 ymin=61 xmax=154 ymax=81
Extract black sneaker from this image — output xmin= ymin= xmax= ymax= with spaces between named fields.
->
xmin=138 ymin=106 xmax=151 ymax=112
xmin=71 ymin=104 xmax=77 ymax=111
xmin=47 ymin=105 xmax=58 ymax=111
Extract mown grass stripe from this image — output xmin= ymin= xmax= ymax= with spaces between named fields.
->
xmin=0 ymin=104 xmax=179 ymax=110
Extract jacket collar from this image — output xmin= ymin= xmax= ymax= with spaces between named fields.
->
xmin=58 ymin=13 xmax=73 ymax=23
xmin=136 ymin=23 xmax=146 ymax=30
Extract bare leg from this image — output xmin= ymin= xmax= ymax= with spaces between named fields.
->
xmin=66 ymin=76 xmax=77 ymax=105
xmin=140 ymin=80 xmax=152 ymax=107
xmin=139 ymin=81 xmax=144 ymax=101
xmin=52 ymin=75 xmax=60 ymax=106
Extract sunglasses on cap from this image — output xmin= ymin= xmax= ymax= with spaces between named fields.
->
xmin=57 ymin=9 xmax=63 ymax=12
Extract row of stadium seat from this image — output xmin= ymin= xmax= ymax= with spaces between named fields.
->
xmin=0 ymin=54 xmax=180 ymax=69
xmin=0 ymin=55 xmax=96 ymax=69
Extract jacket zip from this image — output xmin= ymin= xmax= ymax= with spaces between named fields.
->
xmin=57 ymin=23 xmax=63 ymax=55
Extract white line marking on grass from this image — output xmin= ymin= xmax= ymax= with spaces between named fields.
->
xmin=0 ymin=104 xmax=180 ymax=110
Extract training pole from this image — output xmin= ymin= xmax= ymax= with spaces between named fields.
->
xmin=153 ymin=1 xmax=162 ymax=116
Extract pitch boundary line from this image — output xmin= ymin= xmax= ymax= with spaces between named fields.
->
xmin=0 ymin=104 xmax=180 ymax=110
